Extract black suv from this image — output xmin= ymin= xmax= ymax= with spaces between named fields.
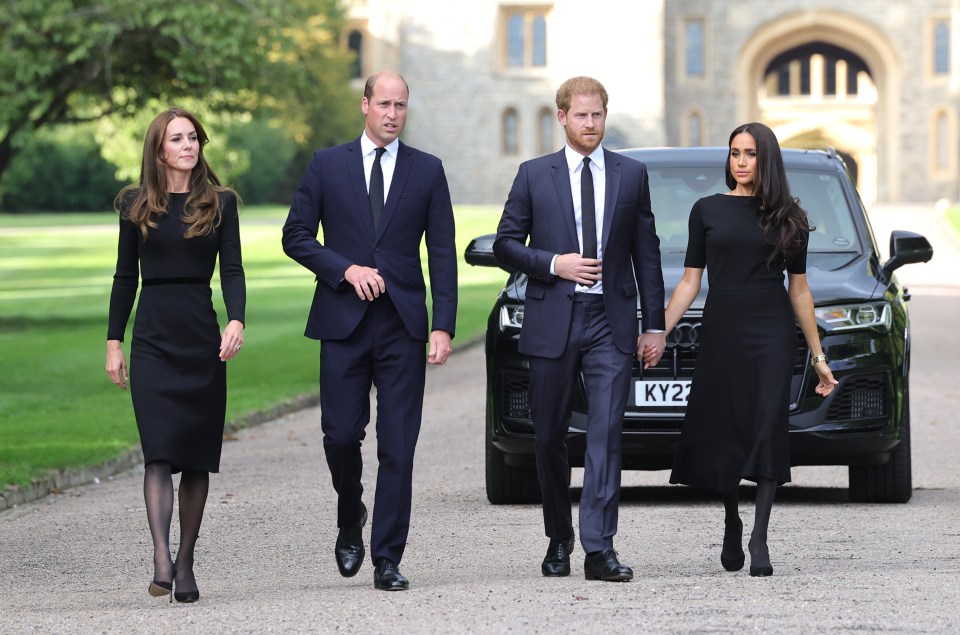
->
xmin=466 ymin=147 xmax=933 ymax=505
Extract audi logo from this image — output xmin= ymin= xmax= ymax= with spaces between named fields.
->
xmin=666 ymin=321 xmax=701 ymax=349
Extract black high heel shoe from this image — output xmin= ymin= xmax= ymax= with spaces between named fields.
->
xmin=148 ymin=564 xmax=176 ymax=603
xmin=174 ymin=589 xmax=200 ymax=603
xmin=720 ymin=518 xmax=745 ymax=572
xmin=173 ymin=567 xmax=200 ymax=603
xmin=748 ymin=538 xmax=774 ymax=577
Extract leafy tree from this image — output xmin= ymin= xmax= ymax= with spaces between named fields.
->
xmin=0 ymin=0 xmax=358 ymax=186
xmin=0 ymin=125 xmax=121 ymax=212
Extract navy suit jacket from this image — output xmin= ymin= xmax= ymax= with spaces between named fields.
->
xmin=493 ymin=148 xmax=665 ymax=358
xmin=282 ymin=137 xmax=457 ymax=342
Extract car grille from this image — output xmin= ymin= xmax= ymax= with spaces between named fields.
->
xmin=501 ymin=372 xmax=531 ymax=419
xmin=639 ymin=321 xmax=809 ymax=379
xmin=825 ymin=373 xmax=889 ymax=421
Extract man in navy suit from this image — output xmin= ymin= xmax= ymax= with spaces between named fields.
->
xmin=494 ymin=76 xmax=666 ymax=582
xmin=282 ymin=70 xmax=457 ymax=591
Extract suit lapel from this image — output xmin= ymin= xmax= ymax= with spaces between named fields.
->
xmin=549 ymin=150 xmax=579 ymax=249
xmin=376 ymin=141 xmax=412 ymax=243
xmin=602 ymin=149 xmax=621 ymax=253
xmin=347 ymin=138 xmax=376 ymax=240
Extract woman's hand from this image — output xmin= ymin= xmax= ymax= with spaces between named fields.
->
xmin=813 ymin=360 xmax=839 ymax=396
xmin=219 ymin=319 xmax=245 ymax=361
xmin=106 ymin=340 xmax=128 ymax=389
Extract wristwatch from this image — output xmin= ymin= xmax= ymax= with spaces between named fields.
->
xmin=810 ymin=353 xmax=828 ymax=366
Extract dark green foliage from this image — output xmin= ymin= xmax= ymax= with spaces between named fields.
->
xmin=0 ymin=126 xmax=121 ymax=212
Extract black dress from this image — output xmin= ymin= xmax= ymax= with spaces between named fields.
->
xmin=669 ymin=194 xmax=806 ymax=490
xmin=107 ymin=192 xmax=245 ymax=473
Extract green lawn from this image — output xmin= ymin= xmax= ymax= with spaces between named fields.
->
xmin=947 ymin=206 xmax=960 ymax=236
xmin=0 ymin=205 xmax=506 ymax=488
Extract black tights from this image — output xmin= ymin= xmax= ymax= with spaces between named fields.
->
xmin=721 ymin=478 xmax=777 ymax=568
xmin=143 ymin=462 xmax=209 ymax=592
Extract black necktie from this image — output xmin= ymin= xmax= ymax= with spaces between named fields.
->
xmin=369 ymin=147 xmax=386 ymax=229
xmin=580 ymin=157 xmax=597 ymax=260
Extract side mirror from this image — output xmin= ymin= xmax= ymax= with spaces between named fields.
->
xmin=464 ymin=233 xmax=515 ymax=272
xmin=880 ymin=230 xmax=933 ymax=277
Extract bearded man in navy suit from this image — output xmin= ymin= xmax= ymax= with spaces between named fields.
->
xmin=494 ymin=76 xmax=666 ymax=582
xmin=283 ymin=70 xmax=457 ymax=591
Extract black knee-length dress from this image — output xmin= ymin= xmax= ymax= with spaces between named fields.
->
xmin=669 ymin=193 xmax=806 ymax=491
xmin=107 ymin=192 xmax=245 ymax=473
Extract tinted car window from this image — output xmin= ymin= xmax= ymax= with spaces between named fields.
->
xmin=648 ymin=165 xmax=861 ymax=267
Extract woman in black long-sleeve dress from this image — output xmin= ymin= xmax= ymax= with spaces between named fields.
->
xmin=105 ymin=108 xmax=245 ymax=602
xmin=648 ymin=123 xmax=837 ymax=577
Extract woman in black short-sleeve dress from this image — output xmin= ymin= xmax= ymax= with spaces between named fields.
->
xmin=105 ymin=108 xmax=245 ymax=602
xmin=648 ymin=123 xmax=836 ymax=577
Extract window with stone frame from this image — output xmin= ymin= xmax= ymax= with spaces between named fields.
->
xmin=502 ymin=108 xmax=520 ymax=155
xmin=501 ymin=5 xmax=550 ymax=69
xmin=342 ymin=22 xmax=368 ymax=80
xmin=537 ymin=107 xmax=555 ymax=154
xmin=932 ymin=108 xmax=954 ymax=175
xmin=934 ymin=20 xmax=950 ymax=76
xmin=686 ymin=111 xmax=703 ymax=146
xmin=684 ymin=18 xmax=705 ymax=78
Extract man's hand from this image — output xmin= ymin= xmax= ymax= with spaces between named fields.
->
xmin=344 ymin=264 xmax=386 ymax=300
xmin=554 ymin=253 xmax=601 ymax=286
xmin=637 ymin=331 xmax=667 ymax=369
xmin=428 ymin=330 xmax=452 ymax=365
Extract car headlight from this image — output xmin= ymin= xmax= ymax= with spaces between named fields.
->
xmin=499 ymin=304 xmax=524 ymax=330
xmin=815 ymin=302 xmax=891 ymax=332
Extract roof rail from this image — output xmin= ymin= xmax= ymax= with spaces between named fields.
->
xmin=827 ymin=146 xmax=838 ymax=160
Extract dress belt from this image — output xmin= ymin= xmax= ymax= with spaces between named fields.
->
xmin=710 ymin=281 xmax=785 ymax=291
xmin=142 ymin=277 xmax=208 ymax=287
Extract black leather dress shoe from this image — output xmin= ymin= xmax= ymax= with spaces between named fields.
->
xmin=583 ymin=550 xmax=633 ymax=582
xmin=373 ymin=559 xmax=409 ymax=591
xmin=335 ymin=503 xmax=367 ymax=577
xmin=541 ymin=537 xmax=575 ymax=577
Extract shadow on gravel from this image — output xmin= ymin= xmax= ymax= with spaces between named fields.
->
xmin=570 ymin=485 xmax=850 ymax=505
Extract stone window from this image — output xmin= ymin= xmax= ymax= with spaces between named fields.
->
xmin=502 ymin=6 xmax=550 ymax=69
xmin=684 ymin=19 xmax=705 ymax=77
xmin=503 ymin=108 xmax=519 ymax=155
xmin=933 ymin=109 xmax=953 ymax=174
xmin=686 ymin=111 xmax=703 ymax=147
xmin=934 ymin=21 xmax=950 ymax=75
xmin=537 ymin=107 xmax=554 ymax=155
xmin=347 ymin=29 xmax=364 ymax=80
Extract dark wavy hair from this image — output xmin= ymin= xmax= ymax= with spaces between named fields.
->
xmin=114 ymin=107 xmax=237 ymax=240
xmin=725 ymin=122 xmax=813 ymax=268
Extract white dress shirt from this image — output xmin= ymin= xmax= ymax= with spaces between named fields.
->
xmin=360 ymin=132 xmax=399 ymax=203
xmin=551 ymin=144 xmax=605 ymax=294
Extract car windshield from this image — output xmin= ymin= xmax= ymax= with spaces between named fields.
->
xmin=648 ymin=165 xmax=862 ymax=267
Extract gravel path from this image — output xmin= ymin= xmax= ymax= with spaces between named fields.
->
xmin=1 ymin=204 xmax=958 ymax=633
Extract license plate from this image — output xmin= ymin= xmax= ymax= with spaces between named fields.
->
xmin=634 ymin=380 xmax=691 ymax=407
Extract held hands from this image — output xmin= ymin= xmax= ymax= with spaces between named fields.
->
xmin=219 ymin=319 xmax=245 ymax=362
xmin=345 ymin=264 xmax=386 ymax=301
xmin=106 ymin=340 xmax=128 ymax=389
xmin=813 ymin=360 xmax=839 ymax=396
xmin=637 ymin=331 xmax=667 ymax=369
xmin=555 ymin=253 xmax=601 ymax=286
xmin=428 ymin=330 xmax=452 ymax=366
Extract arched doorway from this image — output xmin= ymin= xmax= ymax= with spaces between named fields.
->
xmin=736 ymin=11 xmax=902 ymax=204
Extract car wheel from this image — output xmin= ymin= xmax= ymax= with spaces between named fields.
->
xmin=485 ymin=421 xmax=542 ymax=505
xmin=848 ymin=385 xmax=913 ymax=503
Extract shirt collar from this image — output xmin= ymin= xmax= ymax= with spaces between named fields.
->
xmin=564 ymin=144 xmax=605 ymax=172
xmin=361 ymin=132 xmax=399 ymax=158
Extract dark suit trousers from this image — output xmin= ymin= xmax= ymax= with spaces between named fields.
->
xmin=319 ymin=296 xmax=426 ymax=565
xmin=528 ymin=294 xmax=632 ymax=554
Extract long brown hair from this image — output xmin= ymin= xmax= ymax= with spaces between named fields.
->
xmin=724 ymin=122 xmax=812 ymax=268
xmin=114 ymin=108 xmax=236 ymax=240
